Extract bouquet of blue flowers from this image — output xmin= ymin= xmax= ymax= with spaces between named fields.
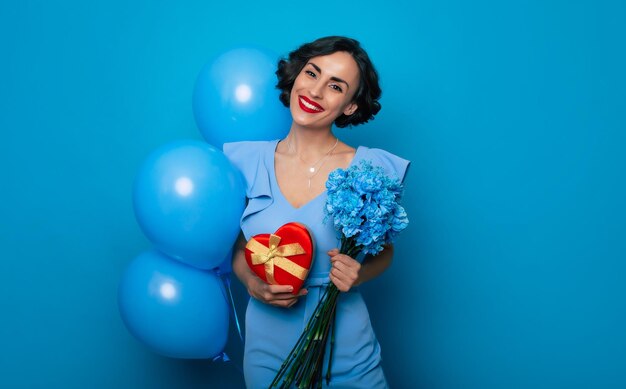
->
xmin=270 ymin=160 xmax=409 ymax=388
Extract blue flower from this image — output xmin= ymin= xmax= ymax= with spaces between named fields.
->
xmin=324 ymin=160 xmax=409 ymax=256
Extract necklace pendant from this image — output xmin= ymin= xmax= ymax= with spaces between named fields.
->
xmin=309 ymin=167 xmax=315 ymax=173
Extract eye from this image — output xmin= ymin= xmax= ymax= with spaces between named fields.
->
xmin=330 ymin=84 xmax=343 ymax=93
xmin=305 ymin=70 xmax=316 ymax=77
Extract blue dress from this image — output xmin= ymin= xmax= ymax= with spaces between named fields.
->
xmin=224 ymin=139 xmax=410 ymax=389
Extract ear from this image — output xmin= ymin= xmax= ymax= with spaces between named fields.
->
xmin=343 ymin=102 xmax=358 ymax=116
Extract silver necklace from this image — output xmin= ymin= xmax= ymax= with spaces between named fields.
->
xmin=286 ymin=135 xmax=339 ymax=188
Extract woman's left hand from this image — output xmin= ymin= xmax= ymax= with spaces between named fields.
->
xmin=328 ymin=248 xmax=361 ymax=292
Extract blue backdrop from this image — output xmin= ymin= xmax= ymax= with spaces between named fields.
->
xmin=1 ymin=0 xmax=625 ymax=388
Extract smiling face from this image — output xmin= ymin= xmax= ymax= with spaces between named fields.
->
xmin=289 ymin=51 xmax=361 ymax=130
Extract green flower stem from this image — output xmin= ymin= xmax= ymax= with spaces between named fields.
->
xmin=271 ymin=282 xmax=337 ymax=387
xmin=297 ymin=341 xmax=320 ymax=386
xmin=325 ymin=302 xmax=338 ymax=385
xmin=301 ymin=293 xmax=336 ymax=376
xmin=296 ymin=288 xmax=338 ymax=388
xmin=273 ymin=288 xmax=335 ymax=387
xmin=271 ymin=237 xmax=360 ymax=388
xmin=306 ymin=339 xmax=327 ymax=388
xmin=301 ymin=297 xmax=336 ymax=388
xmin=272 ymin=325 xmax=310 ymax=386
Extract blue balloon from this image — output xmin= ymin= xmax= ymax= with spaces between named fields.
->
xmin=193 ymin=46 xmax=292 ymax=147
xmin=133 ymin=140 xmax=245 ymax=269
xmin=118 ymin=250 xmax=229 ymax=359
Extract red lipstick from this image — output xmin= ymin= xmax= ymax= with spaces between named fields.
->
xmin=298 ymin=95 xmax=324 ymax=113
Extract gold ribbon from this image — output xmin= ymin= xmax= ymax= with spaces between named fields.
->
xmin=246 ymin=234 xmax=307 ymax=284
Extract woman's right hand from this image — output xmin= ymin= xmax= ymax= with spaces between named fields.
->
xmin=246 ymin=277 xmax=308 ymax=308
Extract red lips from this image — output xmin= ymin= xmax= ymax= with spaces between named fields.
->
xmin=298 ymin=95 xmax=324 ymax=113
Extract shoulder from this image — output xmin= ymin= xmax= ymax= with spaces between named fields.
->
xmin=357 ymin=146 xmax=411 ymax=183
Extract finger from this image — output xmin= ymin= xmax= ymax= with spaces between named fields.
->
xmin=331 ymin=265 xmax=359 ymax=287
xmin=267 ymin=284 xmax=294 ymax=294
xmin=284 ymin=290 xmax=309 ymax=307
xmin=330 ymin=253 xmax=352 ymax=264
xmin=331 ymin=262 xmax=348 ymax=276
xmin=260 ymin=288 xmax=291 ymax=302
xmin=269 ymin=292 xmax=301 ymax=301
xmin=267 ymin=287 xmax=309 ymax=301
xmin=273 ymin=298 xmax=297 ymax=308
xmin=333 ymin=256 xmax=361 ymax=274
xmin=330 ymin=266 xmax=352 ymax=283
xmin=332 ymin=261 xmax=361 ymax=274
xmin=329 ymin=272 xmax=347 ymax=292
xmin=327 ymin=248 xmax=340 ymax=256
xmin=332 ymin=260 xmax=359 ymax=277
xmin=272 ymin=290 xmax=307 ymax=300
xmin=331 ymin=260 xmax=348 ymax=272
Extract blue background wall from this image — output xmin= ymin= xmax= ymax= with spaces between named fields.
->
xmin=1 ymin=0 xmax=625 ymax=388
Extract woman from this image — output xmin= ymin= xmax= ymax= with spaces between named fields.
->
xmin=224 ymin=36 xmax=409 ymax=388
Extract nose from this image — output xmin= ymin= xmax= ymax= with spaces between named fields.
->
xmin=309 ymin=80 xmax=324 ymax=99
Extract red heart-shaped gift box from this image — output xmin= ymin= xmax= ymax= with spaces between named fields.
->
xmin=244 ymin=222 xmax=314 ymax=295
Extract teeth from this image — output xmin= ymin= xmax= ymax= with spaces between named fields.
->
xmin=301 ymin=97 xmax=323 ymax=111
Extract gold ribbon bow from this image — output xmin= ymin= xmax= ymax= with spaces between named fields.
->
xmin=246 ymin=234 xmax=308 ymax=284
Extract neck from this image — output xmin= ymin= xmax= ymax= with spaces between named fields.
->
xmin=286 ymin=126 xmax=337 ymax=159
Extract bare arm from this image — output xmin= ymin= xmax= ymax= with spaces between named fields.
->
xmin=356 ymin=244 xmax=394 ymax=286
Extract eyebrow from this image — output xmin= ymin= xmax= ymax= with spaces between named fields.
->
xmin=307 ymin=62 xmax=350 ymax=90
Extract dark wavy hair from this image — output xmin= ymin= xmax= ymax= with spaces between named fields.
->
xmin=276 ymin=36 xmax=382 ymax=128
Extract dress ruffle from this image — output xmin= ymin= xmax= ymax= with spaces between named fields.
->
xmin=223 ymin=141 xmax=274 ymax=225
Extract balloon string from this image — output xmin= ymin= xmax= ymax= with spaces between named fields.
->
xmin=218 ymin=271 xmax=245 ymax=344
xmin=212 ymin=352 xmax=231 ymax=362
xmin=212 ymin=352 xmax=244 ymax=376
xmin=214 ymin=270 xmax=246 ymax=378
